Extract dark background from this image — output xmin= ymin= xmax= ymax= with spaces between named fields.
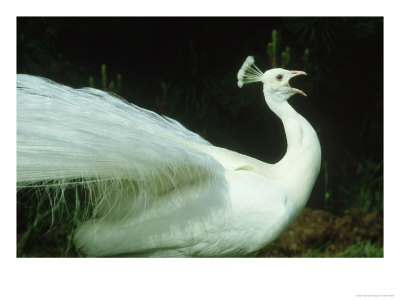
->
xmin=17 ymin=17 xmax=383 ymax=257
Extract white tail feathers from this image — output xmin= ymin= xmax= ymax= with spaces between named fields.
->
xmin=237 ymin=56 xmax=265 ymax=88
xmin=17 ymin=74 xmax=226 ymax=230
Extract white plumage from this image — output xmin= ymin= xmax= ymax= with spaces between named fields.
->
xmin=17 ymin=56 xmax=321 ymax=257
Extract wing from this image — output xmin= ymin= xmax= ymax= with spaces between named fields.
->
xmin=17 ymin=75 xmax=227 ymax=222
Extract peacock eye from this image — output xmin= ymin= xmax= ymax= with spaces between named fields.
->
xmin=276 ymin=74 xmax=283 ymax=80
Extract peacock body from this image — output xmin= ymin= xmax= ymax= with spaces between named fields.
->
xmin=17 ymin=56 xmax=321 ymax=257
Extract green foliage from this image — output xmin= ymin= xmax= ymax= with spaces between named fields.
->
xmin=322 ymin=156 xmax=383 ymax=215
xmin=284 ymin=17 xmax=383 ymax=90
xmin=323 ymin=160 xmax=333 ymax=212
xmin=17 ymin=186 xmax=89 ymax=257
xmin=340 ymin=240 xmax=383 ymax=257
xmin=338 ymin=158 xmax=383 ymax=213
xmin=302 ymin=48 xmax=310 ymax=67
xmin=265 ymin=29 xmax=310 ymax=70
xmin=101 ymin=64 xmax=107 ymax=90
xmin=267 ymin=29 xmax=278 ymax=68
xmin=17 ymin=19 xmax=62 ymax=75
xmin=266 ymin=29 xmax=289 ymax=68
xmin=89 ymin=75 xmax=94 ymax=88
xmin=301 ymin=240 xmax=383 ymax=258
xmin=281 ymin=46 xmax=290 ymax=68
xmin=89 ymin=64 xmax=122 ymax=93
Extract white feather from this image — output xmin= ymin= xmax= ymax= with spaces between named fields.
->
xmin=17 ymin=58 xmax=321 ymax=257
xmin=237 ymin=56 xmax=264 ymax=88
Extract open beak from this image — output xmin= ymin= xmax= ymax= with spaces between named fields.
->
xmin=289 ymin=70 xmax=307 ymax=97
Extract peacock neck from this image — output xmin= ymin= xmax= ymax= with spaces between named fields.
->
xmin=267 ymin=100 xmax=304 ymax=154
xmin=263 ymin=88 xmax=321 ymax=217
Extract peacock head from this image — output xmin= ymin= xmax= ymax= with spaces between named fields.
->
xmin=237 ymin=56 xmax=307 ymax=100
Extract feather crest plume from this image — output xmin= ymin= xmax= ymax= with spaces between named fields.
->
xmin=237 ymin=56 xmax=264 ymax=88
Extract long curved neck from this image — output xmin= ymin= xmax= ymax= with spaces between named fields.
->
xmin=264 ymin=87 xmax=321 ymax=217
xmin=267 ymin=98 xmax=305 ymax=155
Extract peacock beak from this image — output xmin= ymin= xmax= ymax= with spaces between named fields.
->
xmin=289 ymin=71 xmax=307 ymax=96
xmin=290 ymin=70 xmax=307 ymax=77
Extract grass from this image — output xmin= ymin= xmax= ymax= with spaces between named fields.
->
xmin=17 ymin=185 xmax=88 ymax=257
xmin=302 ymin=240 xmax=383 ymax=258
